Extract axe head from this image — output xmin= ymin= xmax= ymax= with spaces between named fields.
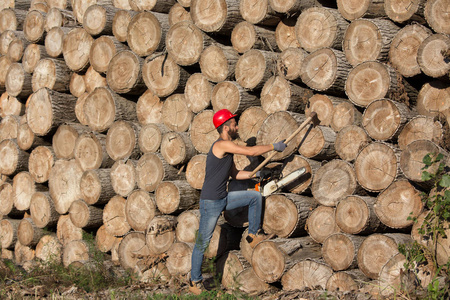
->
xmin=309 ymin=111 xmax=321 ymax=127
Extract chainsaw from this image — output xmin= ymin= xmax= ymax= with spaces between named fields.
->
xmin=255 ymin=166 xmax=307 ymax=197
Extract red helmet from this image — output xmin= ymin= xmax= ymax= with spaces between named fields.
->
xmin=213 ymin=109 xmax=237 ymax=128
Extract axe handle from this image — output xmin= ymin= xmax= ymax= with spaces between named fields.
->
xmin=249 ymin=112 xmax=317 ymax=178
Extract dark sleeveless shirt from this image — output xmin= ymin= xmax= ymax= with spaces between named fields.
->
xmin=200 ymin=139 xmax=234 ymax=200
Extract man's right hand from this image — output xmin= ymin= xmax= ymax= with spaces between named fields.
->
xmin=272 ymin=140 xmax=287 ymax=152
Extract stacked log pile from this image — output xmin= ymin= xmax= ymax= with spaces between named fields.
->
xmin=0 ymin=0 xmax=449 ymax=296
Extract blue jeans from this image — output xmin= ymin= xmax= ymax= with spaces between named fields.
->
xmin=190 ymin=190 xmax=262 ymax=282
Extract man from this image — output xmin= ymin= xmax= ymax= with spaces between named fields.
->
xmin=189 ymin=109 xmax=287 ymax=295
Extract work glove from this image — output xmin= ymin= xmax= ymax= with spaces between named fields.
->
xmin=255 ymin=169 xmax=272 ymax=179
xmin=272 ymin=140 xmax=287 ymax=152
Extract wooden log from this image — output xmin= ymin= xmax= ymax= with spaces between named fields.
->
xmin=0 ymin=139 xmax=29 ymax=176
xmin=211 ymin=81 xmax=258 ymax=115
xmin=384 ymin=0 xmax=425 ymax=23
xmin=335 ymin=195 xmax=387 ymax=235
xmin=168 ymin=3 xmax=192 ymax=26
xmin=417 ymin=34 xmax=450 ymax=78
xmin=231 ymin=21 xmax=279 ymax=54
xmin=0 ymin=249 xmax=14 ymax=260
xmin=62 ymin=28 xmax=94 ymax=72
xmin=166 ymin=242 xmax=193 ymax=276
xmin=235 ymin=49 xmax=278 ymax=91
xmin=354 ymin=142 xmax=400 ymax=192
xmin=424 ymin=0 xmax=450 ymax=35
xmin=14 ymin=241 xmax=35 ymax=265
xmin=112 ymin=9 xmax=139 ymax=43
xmin=0 ymin=115 xmax=20 ymax=142
xmin=190 ymin=110 xmax=219 ymax=154
xmin=13 ymin=171 xmax=46 ymax=211
xmin=17 ymin=116 xmax=49 ymax=151
xmin=125 ymin=189 xmax=159 ymax=232
xmin=83 ymin=87 xmax=137 ymax=133
xmin=389 ymin=24 xmax=432 ymax=78
xmin=305 ymin=94 xmax=344 ymax=127
xmin=106 ymin=120 xmax=141 ymax=161
xmin=96 ymin=224 xmax=118 ymax=253
xmin=32 ymin=58 xmax=71 ymax=93
xmin=35 ymin=234 xmax=62 ymax=263
xmin=260 ymin=76 xmax=312 ymax=115
xmin=0 ymin=9 xmax=26 ymax=33
xmin=146 ymin=215 xmax=176 ymax=255
xmin=5 ymin=63 xmax=32 ymax=99
xmin=281 ymin=155 xmax=320 ymax=194
xmin=239 ymin=0 xmax=281 ymax=26
xmin=343 ymin=18 xmax=400 ymax=67
xmin=398 ymin=116 xmax=444 ymax=151
xmin=103 ymin=195 xmax=131 ymax=237
xmin=62 ymin=239 xmax=89 ymax=267
xmin=18 ymin=217 xmax=46 ymax=247
xmin=0 ymin=182 xmax=17 ymax=217
xmin=69 ymin=199 xmax=103 ymax=229
xmin=256 ymin=111 xmax=306 ymax=161
xmin=0 ymin=92 xmax=24 ymax=117
xmin=184 ymin=73 xmax=213 ymax=114
xmin=295 ymin=7 xmax=348 ymax=52
xmin=89 ymin=35 xmax=128 ymax=74
xmin=416 ymin=81 xmax=450 ymax=118
xmin=322 ymin=233 xmax=365 ymax=271
xmin=129 ymin=0 xmax=176 ymax=13
xmin=326 ymin=269 xmax=369 ymax=292
xmin=56 ymin=214 xmax=83 ymax=246
xmin=306 ymin=205 xmax=341 ymax=243
xmin=30 ymin=191 xmax=59 ymax=228
xmin=300 ymin=48 xmax=351 ymax=95
xmin=161 ymin=93 xmax=193 ymax=132
xmin=44 ymin=27 xmax=70 ymax=58
xmin=216 ymin=250 xmax=251 ymax=289
xmin=127 ymin=11 xmax=168 ymax=57
xmin=69 ymin=73 xmax=85 ymax=98
xmin=83 ymin=5 xmax=117 ymax=37
xmin=139 ymin=262 xmax=171 ymax=283
xmin=22 ymin=44 xmax=46 ymax=73
xmin=185 ymin=154 xmax=206 ymax=190
xmin=80 ymin=169 xmax=115 ymax=206
xmin=252 ymin=237 xmax=322 ymax=283
xmin=138 ymin=123 xmax=169 ymax=154
xmin=200 ymin=44 xmax=239 ymax=83
xmin=297 ymin=125 xmax=337 ymax=160
xmin=375 ymin=179 xmax=423 ymax=229
xmin=191 ymin=0 xmax=243 ymax=35
xmin=263 ymin=193 xmax=318 ymax=238
xmin=175 ymin=209 xmax=200 ymax=243
xmin=106 ymin=50 xmax=146 ymax=95
xmin=400 ymin=140 xmax=449 ymax=188
xmin=84 ymin=66 xmax=107 ymax=93
xmin=74 ymin=131 xmax=115 ymax=171
xmin=237 ymin=106 xmax=267 ymax=144
xmin=118 ymin=231 xmax=151 ymax=271
xmin=72 ymin=0 xmax=111 ymax=24
xmin=26 ymin=88 xmax=77 ymax=136
xmin=269 ymin=0 xmax=328 ymax=14
xmin=155 ymin=180 xmax=199 ymax=214
xmin=160 ymin=131 xmax=197 ymax=166
xmin=0 ymin=30 xmax=18 ymax=56
xmin=281 ymin=259 xmax=334 ymax=291
xmin=275 ymin=18 xmax=301 ymax=52
xmin=52 ymin=123 xmax=88 ymax=160
xmin=331 ymin=101 xmax=363 ymax=132
xmin=110 ymin=159 xmax=137 ymax=197
xmin=357 ymin=233 xmax=412 ymax=279
xmin=335 ymin=125 xmax=371 ymax=162
xmin=311 ymin=160 xmax=358 ymax=207
xmin=136 ymin=89 xmax=163 ymax=125
xmin=6 ymin=34 xmax=30 ymax=62
xmin=0 ymin=56 xmax=12 ymax=91
xmin=44 ymin=7 xmax=77 ymax=32
xmin=276 ymin=47 xmax=307 ymax=84
xmin=235 ymin=268 xmax=271 ymax=294
xmin=23 ymin=10 xmax=46 ymax=44
xmin=376 ymin=253 xmax=415 ymax=297
xmin=74 ymin=93 xmax=89 ymax=126
xmin=0 ymin=218 xmax=20 ymax=249
xmin=49 ymin=159 xmax=83 ymax=214
xmin=337 ymin=0 xmax=387 ymax=21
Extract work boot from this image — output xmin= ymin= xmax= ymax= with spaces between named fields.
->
xmin=246 ymin=232 xmax=269 ymax=248
xmin=188 ymin=278 xmax=205 ymax=295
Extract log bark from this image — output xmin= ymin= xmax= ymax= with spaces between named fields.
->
xmin=335 ymin=125 xmax=371 ymax=162
xmin=237 ymin=106 xmax=268 ymax=144
xmin=239 ymin=0 xmax=281 ymax=26
xmin=231 ymin=21 xmax=278 ymax=54
xmin=398 ymin=116 xmax=444 ymax=151
xmin=26 ymin=88 xmax=77 ymax=136
xmin=0 ymin=218 xmax=20 ymax=249
xmin=331 ymin=101 xmax=363 ymax=132
xmin=354 ymin=142 xmax=400 ymax=192
xmin=0 ymin=92 xmax=24 ymax=117
xmin=74 ymin=131 xmax=115 ymax=171
xmin=5 ymin=63 xmax=33 ymax=99
xmin=300 ymin=48 xmax=351 ymax=95
xmin=175 ymin=209 xmax=200 ymax=243
xmin=138 ymin=123 xmax=170 ymax=154
xmin=306 ymin=205 xmax=341 ymax=243
xmin=337 ymin=0 xmax=387 ymax=21
xmin=23 ymin=10 xmax=46 ymax=44
xmin=160 ymin=131 xmax=197 ymax=166
xmin=45 ymin=27 xmax=71 ymax=58
xmin=142 ymin=53 xmax=189 ymax=98
xmin=200 ymin=44 xmax=239 ymax=83
xmin=90 ymin=35 xmax=128 ymax=74
xmin=335 ymin=195 xmax=387 ymax=235
xmin=389 ymin=24 xmax=432 ymax=78
xmin=311 ymin=160 xmax=358 ymax=207
xmin=276 ymin=47 xmax=307 ymax=84
xmin=190 ymin=110 xmax=220 ymax=154
xmin=263 ymin=193 xmax=318 ymax=238
xmin=18 ymin=217 xmax=46 ymax=247
xmin=83 ymin=5 xmax=117 ymax=37
xmin=260 ymin=76 xmax=312 ymax=115
xmin=103 ymin=195 xmax=131 ymax=237
xmin=281 ymin=259 xmax=334 ymax=291
xmin=235 ymin=49 xmax=278 ymax=91
xmin=168 ymin=3 xmax=192 ymax=26
xmin=136 ymin=89 xmax=163 ymax=125
xmin=166 ymin=242 xmax=193 ymax=276
xmin=0 ymin=139 xmax=29 ymax=176
xmin=69 ymin=199 xmax=103 ymax=229
xmin=106 ymin=120 xmax=141 ymax=161
xmin=112 ymin=9 xmax=139 ymax=43
xmin=184 ymin=73 xmax=213 ymax=114
xmin=343 ymin=18 xmax=400 ymax=67
xmin=297 ymin=125 xmax=337 ymax=160
xmin=417 ymin=34 xmax=450 ymax=78
xmin=56 ymin=214 xmax=83 ymax=246
xmin=424 ymin=0 xmax=450 ymax=35
xmin=110 ymin=159 xmax=137 ymax=197
xmin=357 ymin=233 xmax=412 ymax=279
xmin=62 ymin=28 xmax=94 ymax=72
xmin=49 ymin=159 xmax=83 ymax=214
xmin=155 ymin=180 xmax=199 ymax=214
xmin=80 ymin=169 xmax=115 ymax=206
xmin=322 ymin=233 xmax=366 ymax=271
xmin=146 ymin=215 xmax=176 ymax=255
xmin=52 ymin=123 xmax=88 ymax=160
xmin=30 ymin=191 xmax=59 ymax=228
xmin=125 ymin=189 xmax=159 ymax=232
xmin=35 ymin=234 xmax=62 ymax=263
xmin=252 ymin=236 xmax=322 ymax=283
xmin=62 ymin=240 xmax=89 ymax=267
xmin=83 ymin=87 xmax=137 ymax=133
xmin=126 ymin=11 xmax=169 ymax=57
xmin=106 ymin=50 xmax=146 ymax=95
xmin=191 ymin=0 xmax=244 ymax=35
xmin=161 ymin=93 xmax=193 ymax=132
xmin=295 ymin=7 xmax=348 ymax=52
xmin=13 ymin=171 xmax=47 ymax=211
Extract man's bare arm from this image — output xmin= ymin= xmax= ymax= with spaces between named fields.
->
xmin=214 ymin=140 xmax=274 ymax=158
